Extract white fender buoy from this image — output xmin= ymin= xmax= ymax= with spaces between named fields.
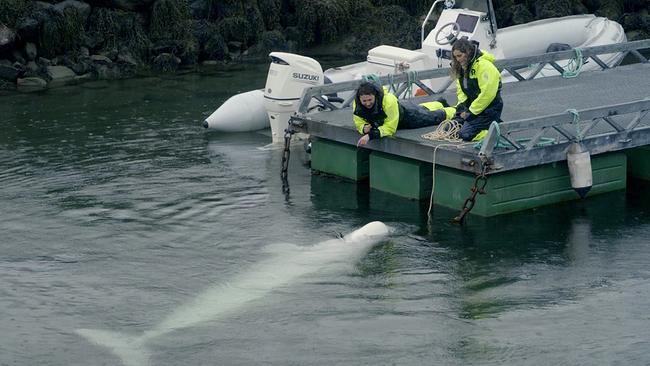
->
xmin=203 ymin=89 xmax=269 ymax=132
xmin=567 ymin=142 xmax=592 ymax=198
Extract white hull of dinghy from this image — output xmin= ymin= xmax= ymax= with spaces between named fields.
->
xmin=496 ymin=14 xmax=626 ymax=82
xmin=203 ymin=89 xmax=269 ymax=132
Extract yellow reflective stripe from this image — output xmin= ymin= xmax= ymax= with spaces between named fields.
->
xmin=419 ymin=101 xmax=443 ymax=111
xmin=455 ymin=79 xmax=467 ymax=106
xmin=378 ymin=93 xmax=399 ymax=137
xmin=443 ymin=106 xmax=456 ymax=120
xmin=468 ymin=59 xmax=500 ymax=115
xmin=420 ymin=102 xmax=457 ymax=121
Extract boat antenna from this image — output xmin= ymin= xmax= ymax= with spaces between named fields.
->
xmin=486 ymin=0 xmax=498 ymax=48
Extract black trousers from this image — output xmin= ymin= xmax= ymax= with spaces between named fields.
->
xmin=458 ymin=113 xmax=500 ymax=141
xmin=397 ymin=101 xmax=446 ymax=129
xmin=457 ymin=99 xmax=503 ymax=141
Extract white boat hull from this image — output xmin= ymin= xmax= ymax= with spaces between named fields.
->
xmin=203 ymin=89 xmax=268 ymax=132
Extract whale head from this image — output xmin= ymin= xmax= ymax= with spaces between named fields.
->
xmin=343 ymin=221 xmax=390 ymax=243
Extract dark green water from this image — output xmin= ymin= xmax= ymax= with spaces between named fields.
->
xmin=1 ymin=67 xmax=649 ymax=366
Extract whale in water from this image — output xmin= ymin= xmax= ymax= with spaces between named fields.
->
xmin=76 ymin=221 xmax=391 ymax=366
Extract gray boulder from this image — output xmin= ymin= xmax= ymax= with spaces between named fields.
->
xmin=46 ymin=65 xmax=76 ymax=87
xmin=17 ymin=77 xmax=48 ymax=92
xmin=0 ymin=25 xmax=17 ymax=55
xmin=0 ymin=63 xmax=20 ymax=82
xmin=25 ymin=43 xmax=38 ymax=61
xmin=117 ymin=52 xmax=138 ymax=68
xmin=16 ymin=17 xmax=40 ymax=43
xmin=95 ymin=64 xmax=121 ymax=80
xmin=90 ymin=55 xmax=113 ymax=65
xmin=25 ymin=61 xmax=41 ymax=77
xmin=38 ymin=57 xmax=52 ymax=66
xmin=152 ymin=53 xmax=181 ymax=72
xmin=70 ymin=59 xmax=93 ymax=75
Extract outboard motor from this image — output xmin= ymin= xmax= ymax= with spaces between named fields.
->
xmin=264 ymin=52 xmax=324 ymax=142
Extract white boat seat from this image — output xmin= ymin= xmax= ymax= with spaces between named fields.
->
xmin=367 ymin=45 xmax=428 ymax=67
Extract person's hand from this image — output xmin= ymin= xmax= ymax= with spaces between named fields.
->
xmin=363 ymin=124 xmax=371 ymax=134
xmin=357 ymin=134 xmax=370 ymax=147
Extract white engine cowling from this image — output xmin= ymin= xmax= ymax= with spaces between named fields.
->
xmin=264 ymin=52 xmax=323 ymax=142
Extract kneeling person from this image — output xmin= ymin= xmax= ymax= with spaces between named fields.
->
xmin=353 ymin=81 xmax=455 ymax=146
xmin=449 ymin=38 xmax=503 ymax=141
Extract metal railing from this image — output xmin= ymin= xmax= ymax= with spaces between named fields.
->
xmin=296 ymin=39 xmax=650 ymax=116
xmin=478 ymin=98 xmax=650 ymax=165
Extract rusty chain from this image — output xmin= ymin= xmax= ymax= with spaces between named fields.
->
xmin=453 ymin=162 xmax=490 ymax=224
xmin=280 ymin=126 xmax=294 ymax=195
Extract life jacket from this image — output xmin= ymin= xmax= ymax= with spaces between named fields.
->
xmin=456 ymin=49 xmax=503 ymax=116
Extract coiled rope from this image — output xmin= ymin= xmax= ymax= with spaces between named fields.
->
xmin=362 ymin=73 xmax=399 ymax=95
xmin=421 ymin=119 xmax=464 ymax=142
xmin=566 ymin=108 xmax=583 ymax=141
xmin=362 ymin=70 xmax=420 ymax=98
xmin=361 ymin=73 xmax=381 ymax=84
xmin=404 ymin=70 xmax=418 ymax=98
xmin=562 ymin=48 xmax=584 ymax=78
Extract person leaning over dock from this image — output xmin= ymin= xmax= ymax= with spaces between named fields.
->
xmin=353 ymin=81 xmax=455 ymax=146
xmin=450 ymin=38 xmax=503 ymax=141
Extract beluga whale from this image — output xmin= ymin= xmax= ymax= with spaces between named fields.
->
xmin=76 ymin=221 xmax=391 ymax=366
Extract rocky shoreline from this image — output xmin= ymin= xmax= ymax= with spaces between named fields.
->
xmin=1 ymin=0 xmax=649 ymax=92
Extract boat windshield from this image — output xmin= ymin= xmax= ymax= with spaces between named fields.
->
xmin=449 ymin=0 xmax=497 ymax=35
xmin=450 ymin=0 xmax=489 ymax=13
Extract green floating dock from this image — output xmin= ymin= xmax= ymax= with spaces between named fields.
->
xmin=311 ymin=138 xmax=631 ymax=217
xmin=370 ymin=151 xmax=432 ymax=200
xmin=627 ymin=146 xmax=650 ymax=180
xmin=432 ymin=152 xmax=626 ymax=216
xmin=311 ymin=137 xmax=369 ymax=181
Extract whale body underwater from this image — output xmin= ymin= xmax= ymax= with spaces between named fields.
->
xmin=76 ymin=221 xmax=391 ymax=366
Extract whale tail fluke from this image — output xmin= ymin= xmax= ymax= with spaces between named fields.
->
xmin=76 ymin=328 xmax=150 ymax=366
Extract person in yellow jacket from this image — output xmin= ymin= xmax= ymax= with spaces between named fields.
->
xmin=450 ymin=38 xmax=503 ymax=141
xmin=353 ymin=81 xmax=455 ymax=146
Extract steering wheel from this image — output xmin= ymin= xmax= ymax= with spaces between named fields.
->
xmin=435 ymin=22 xmax=461 ymax=46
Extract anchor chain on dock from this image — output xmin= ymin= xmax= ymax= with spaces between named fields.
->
xmin=280 ymin=126 xmax=294 ymax=196
xmin=281 ymin=117 xmax=305 ymax=196
xmin=453 ymin=162 xmax=491 ymax=224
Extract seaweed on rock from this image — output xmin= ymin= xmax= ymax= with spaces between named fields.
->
xmin=149 ymin=0 xmax=198 ymax=64
xmin=294 ymin=0 xmax=351 ymax=46
xmin=40 ymin=6 xmax=86 ymax=58
xmin=86 ymin=7 xmax=150 ymax=62
xmin=344 ymin=4 xmax=419 ymax=55
xmin=0 ymin=0 xmax=31 ymax=27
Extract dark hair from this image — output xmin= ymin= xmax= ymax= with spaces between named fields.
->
xmin=450 ymin=38 xmax=477 ymax=80
xmin=357 ymin=81 xmax=377 ymax=97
